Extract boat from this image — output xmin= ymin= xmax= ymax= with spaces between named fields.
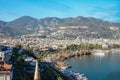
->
xmin=82 ymin=77 xmax=88 ymax=80
xmin=64 ymin=70 xmax=88 ymax=80
xmin=95 ymin=52 xmax=105 ymax=56
xmin=94 ymin=50 xmax=105 ymax=56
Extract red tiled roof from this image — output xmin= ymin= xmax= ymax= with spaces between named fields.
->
xmin=0 ymin=61 xmax=12 ymax=74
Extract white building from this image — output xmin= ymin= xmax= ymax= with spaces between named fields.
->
xmin=0 ymin=46 xmax=12 ymax=63
xmin=0 ymin=51 xmax=12 ymax=62
xmin=102 ymin=44 xmax=108 ymax=48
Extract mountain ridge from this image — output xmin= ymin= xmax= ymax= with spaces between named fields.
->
xmin=0 ymin=16 xmax=120 ymax=38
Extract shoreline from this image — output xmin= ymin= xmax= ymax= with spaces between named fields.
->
xmin=54 ymin=49 xmax=112 ymax=61
xmin=44 ymin=48 xmax=120 ymax=63
xmin=60 ymin=49 xmax=120 ymax=61
xmin=49 ymin=49 xmax=120 ymax=80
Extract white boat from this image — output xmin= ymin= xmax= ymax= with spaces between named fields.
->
xmin=64 ymin=70 xmax=88 ymax=80
xmin=82 ymin=77 xmax=88 ymax=80
xmin=81 ymin=74 xmax=84 ymax=76
xmin=95 ymin=52 xmax=105 ymax=56
xmin=94 ymin=50 xmax=105 ymax=56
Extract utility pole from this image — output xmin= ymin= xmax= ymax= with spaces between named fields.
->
xmin=34 ymin=60 xmax=40 ymax=80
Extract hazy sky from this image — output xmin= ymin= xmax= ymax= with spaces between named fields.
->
xmin=0 ymin=0 xmax=120 ymax=22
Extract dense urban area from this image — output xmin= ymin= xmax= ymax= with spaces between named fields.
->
xmin=0 ymin=33 xmax=120 ymax=80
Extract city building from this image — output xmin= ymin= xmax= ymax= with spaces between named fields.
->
xmin=0 ymin=46 xmax=12 ymax=63
xmin=0 ymin=61 xmax=13 ymax=80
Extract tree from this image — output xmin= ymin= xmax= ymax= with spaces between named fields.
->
xmin=17 ymin=56 xmax=24 ymax=65
xmin=14 ymin=43 xmax=22 ymax=50
xmin=57 ymin=76 xmax=63 ymax=80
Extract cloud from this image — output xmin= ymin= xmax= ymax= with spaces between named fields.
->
xmin=89 ymin=4 xmax=120 ymax=22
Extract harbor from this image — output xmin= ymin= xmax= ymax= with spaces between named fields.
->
xmin=54 ymin=61 xmax=88 ymax=80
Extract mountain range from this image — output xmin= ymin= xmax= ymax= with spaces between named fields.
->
xmin=0 ymin=16 xmax=120 ymax=38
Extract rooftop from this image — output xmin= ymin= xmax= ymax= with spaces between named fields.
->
xmin=0 ymin=61 xmax=12 ymax=74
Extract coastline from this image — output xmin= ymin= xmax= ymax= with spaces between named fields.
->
xmin=59 ymin=49 xmax=120 ymax=61
xmin=45 ymin=49 xmax=120 ymax=80
xmin=63 ymin=50 xmax=120 ymax=80
xmin=51 ymin=49 xmax=113 ymax=61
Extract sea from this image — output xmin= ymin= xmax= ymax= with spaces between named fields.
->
xmin=65 ymin=52 xmax=120 ymax=80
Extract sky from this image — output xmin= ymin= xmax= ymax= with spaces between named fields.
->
xmin=0 ymin=0 xmax=120 ymax=22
